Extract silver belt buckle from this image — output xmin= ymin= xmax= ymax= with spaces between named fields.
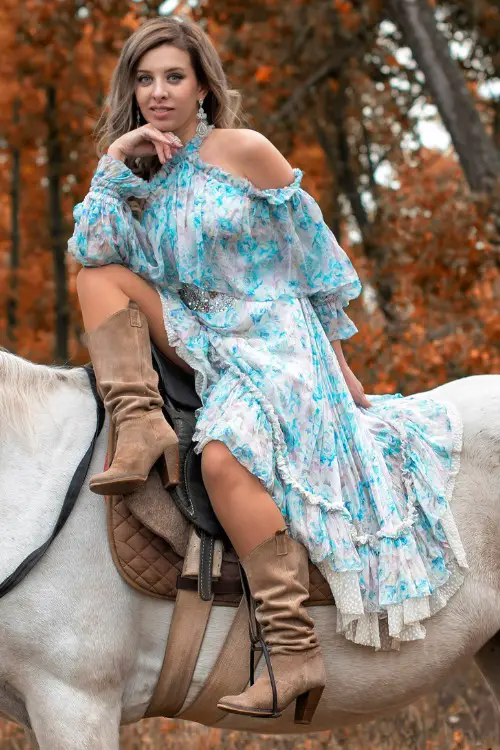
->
xmin=179 ymin=284 xmax=233 ymax=313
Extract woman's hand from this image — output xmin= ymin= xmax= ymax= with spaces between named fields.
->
xmin=107 ymin=123 xmax=183 ymax=165
xmin=339 ymin=362 xmax=373 ymax=408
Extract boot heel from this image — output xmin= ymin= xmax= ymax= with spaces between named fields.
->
xmin=157 ymin=442 xmax=180 ymax=490
xmin=294 ymin=685 xmax=324 ymax=725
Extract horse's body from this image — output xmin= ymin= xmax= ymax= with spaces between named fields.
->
xmin=0 ymin=349 xmax=499 ymax=749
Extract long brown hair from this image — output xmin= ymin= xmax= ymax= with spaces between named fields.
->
xmin=94 ymin=16 xmax=244 ymax=181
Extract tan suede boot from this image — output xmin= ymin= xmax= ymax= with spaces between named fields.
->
xmin=86 ymin=301 xmax=179 ymax=495
xmin=217 ymin=529 xmax=326 ymax=724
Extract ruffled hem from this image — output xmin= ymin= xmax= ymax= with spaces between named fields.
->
xmin=310 ymin=396 xmax=466 ymax=650
xmin=159 ymin=288 xmax=467 ymax=651
xmin=322 ymin=555 xmax=465 ymax=650
xmin=190 ymin=361 xmax=467 ymax=650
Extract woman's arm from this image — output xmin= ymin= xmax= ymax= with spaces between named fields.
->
xmin=331 ymin=340 xmax=347 ymax=367
xmin=333 ymin=340 xmax=372 ymax=408
xmin=67 ymin=155 xmax=152 ymax=268
xmin=236 ymin=130 xmax=295 ymax=189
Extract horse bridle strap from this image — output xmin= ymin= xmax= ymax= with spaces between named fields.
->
xmin=0 ymin=365 xmax=105 ymax=600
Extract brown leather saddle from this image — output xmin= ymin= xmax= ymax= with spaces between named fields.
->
xmin=105 ymin=342 xmax=334 ymax=608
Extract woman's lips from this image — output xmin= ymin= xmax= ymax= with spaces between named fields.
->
xmin=151 ymin=108 xmax=174 ymax=119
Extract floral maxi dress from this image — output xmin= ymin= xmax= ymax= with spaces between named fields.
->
xmin=68 ymin=131 xmax=467 ymax=649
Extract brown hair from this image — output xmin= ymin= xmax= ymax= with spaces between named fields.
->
xmin=94 ymin=16 xmax=244 ymax=182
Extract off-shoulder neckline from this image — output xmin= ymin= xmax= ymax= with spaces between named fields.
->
xmin=192 ymin=154 xmax=304 ymax=199
xmin=149 ymin=150 xmax=304 ymax=202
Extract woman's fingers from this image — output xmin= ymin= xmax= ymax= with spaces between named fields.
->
xmin=358 ymin=392 xmax=373 ymax=408
xmin=146 ymin=132 xmax=168 ymax=163
xmin=149 ymin=125 xmax=180 ymax=148
xmin=110 ymin=123 xmax=183 ymax=161
xmin=145 ymin=127 xmax=178 ymax=163
xmin=156 ymin=142 xmax=165 ymax=164
xmin=163 ymin=129 xmax=183 ymax=149
xmin=147 ymin=132 xmax=165 ymax=163
xmin=158 ymin=137 xmax=169 ymax=163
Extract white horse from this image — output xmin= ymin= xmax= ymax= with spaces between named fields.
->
xmin=0 ymin=348 xmax=500 ymax=750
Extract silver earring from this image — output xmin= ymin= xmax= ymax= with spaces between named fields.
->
xmin=196 ymin=97 xmax=209 ymax=137
xmin=136 ymin=106 xmax=141 ymax=128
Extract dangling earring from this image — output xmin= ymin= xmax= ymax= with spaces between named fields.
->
xmin=136 ymin=105 xmax=142 ymax=129
xmin=196 ymin=97 xmax=209 ymax=137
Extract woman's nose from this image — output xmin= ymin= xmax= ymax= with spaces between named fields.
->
xmin=152 ymin=80 xmax=169 ymax=98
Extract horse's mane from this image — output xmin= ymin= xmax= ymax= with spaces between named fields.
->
xmin=0 ymin=348 xmax=91 ymax=441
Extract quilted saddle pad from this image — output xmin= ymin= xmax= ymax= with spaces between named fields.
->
xmin=105 ymin=469 xmax=334 ymax=608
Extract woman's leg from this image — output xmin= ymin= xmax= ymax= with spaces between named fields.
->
xmin=202 ymin=441 xmax=325 ymax=723
xmin=76 ymin=264 xmax=184 ymax=495
xmin=201 ymin=441 xmax=285 ymax=558
xmin=76 ymin=264 xmax=192 ymax=373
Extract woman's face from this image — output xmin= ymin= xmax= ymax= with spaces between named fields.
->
xmin=134 ymin=43 xmax=207 ymax=140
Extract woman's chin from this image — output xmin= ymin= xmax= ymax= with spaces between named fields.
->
xmin=154 ymin=119 xmax=177 ymax=133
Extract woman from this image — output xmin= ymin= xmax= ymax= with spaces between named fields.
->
xmin=68 ymin=16 xmax=466 ymax=723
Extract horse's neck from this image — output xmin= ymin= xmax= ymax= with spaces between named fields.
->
xmin=0 ymin=375 xmax=98 ymax=581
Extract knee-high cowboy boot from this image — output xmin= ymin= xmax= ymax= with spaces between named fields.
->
xmin=86 ymin=300 xmax=179 ymax=495
xmin=217 ymin=529 xmax=326 ymax=724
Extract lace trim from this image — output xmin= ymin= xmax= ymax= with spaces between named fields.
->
xmin=324 ymin=559 xmax=465 ymax=650
xmin=323 ymin=396 xmax=466 ymax=648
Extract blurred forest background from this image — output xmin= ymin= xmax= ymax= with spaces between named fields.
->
xmin=0 ymin=0 xmax=499 ymax=747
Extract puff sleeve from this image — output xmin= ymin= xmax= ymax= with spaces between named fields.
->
xmin=250 ymin=171 xmax=362 ymax=339
xmin=308 ymin=288 xmax=360 ymax=341
xmin=67 ymin=154 xmax=154 ymax=271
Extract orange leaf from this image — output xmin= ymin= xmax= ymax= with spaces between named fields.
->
xmin=255 ymin=65 xmax=273 ymax=84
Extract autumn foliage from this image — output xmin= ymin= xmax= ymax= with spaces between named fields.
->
xmin=1 ymin=0 xmax=498 ymax=389
xmin=0 ymin=0 xmax=499 ymax=746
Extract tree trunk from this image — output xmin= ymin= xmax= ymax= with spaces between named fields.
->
xmin=312 ymin=86 xmax=398 ymax=324
xmin=6 ymin=98 xmax=21 ymax=350
xmin=385 ymin=0 xmax=500 ymax=193
xmin=309 ymin=114 xmax=341 ymax=237
xmin=45 ymin=85 xmax=69 ymax=363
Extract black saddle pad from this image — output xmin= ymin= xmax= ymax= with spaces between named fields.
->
xmin=150 ymin=342 xmax=226 ymax=541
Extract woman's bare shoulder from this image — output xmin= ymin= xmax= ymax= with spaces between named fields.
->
xmin=211 ymin=127 xmax=264 ymax=143
xmin=213 ymin=129 xmax=295 ymax=190
xmin=204 ymin=127 xmax=264 ymax=157
xmin=201 ymin=128 xmax=294 ymax=189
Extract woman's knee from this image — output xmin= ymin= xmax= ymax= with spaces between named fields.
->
xmin=76 ymin=264 xmax=126 ymax=295
xmin=201 ymin=441 xmax=240 ymax=490
xmin=76 ymin=265 xmax=135 ymax=330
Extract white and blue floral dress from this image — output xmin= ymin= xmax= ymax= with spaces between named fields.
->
xmin=68 ymin=130 xmax=467 ymax=649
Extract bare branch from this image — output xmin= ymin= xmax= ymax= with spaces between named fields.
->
xmin=268 ymin=58 xmax=340 ymax=123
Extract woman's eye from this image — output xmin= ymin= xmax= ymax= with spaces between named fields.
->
xmin=137 ymin=74 xmax=183 ymax=84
